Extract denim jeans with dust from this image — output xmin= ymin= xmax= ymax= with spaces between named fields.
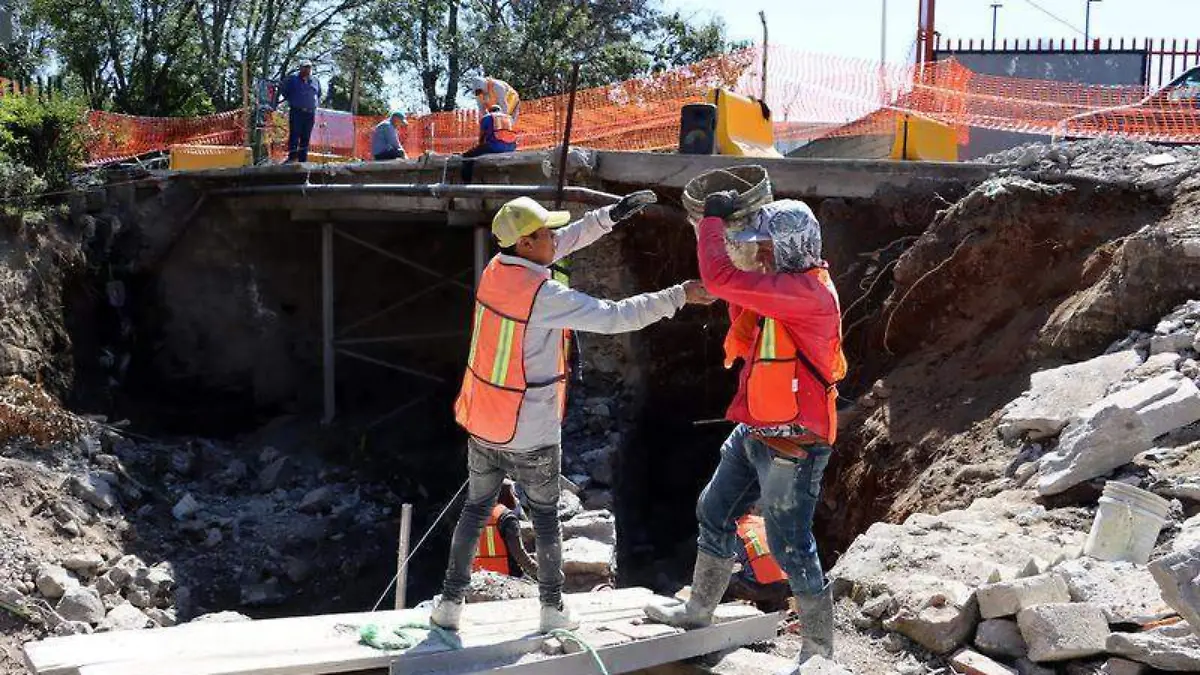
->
xmin=440 ymin=439 xmax=564 ymax=606
xmin=695 ymin=423 xmax=831 ymax=598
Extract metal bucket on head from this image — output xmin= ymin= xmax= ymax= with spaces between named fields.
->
xmin=682 ymin=165 xmax=773 ymax=226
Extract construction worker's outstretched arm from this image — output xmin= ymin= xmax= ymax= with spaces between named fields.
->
xmin=529 ymin=282 xmax=690 ymax=335
xmin=552 ymin=191 xmax=656 ymax=261
xmin=497 ymin=512 xmax=538 ymax=578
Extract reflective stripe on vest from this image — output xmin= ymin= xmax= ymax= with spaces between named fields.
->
xmin=473 ymin=504 xmax=510 ymax=575
xmin=454 ymin=257 xmax=568 ymax=444
xmin=738 ymin=516 xmax=787 ymax=585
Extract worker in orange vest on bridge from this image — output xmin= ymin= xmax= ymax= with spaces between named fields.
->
xmin=461 ymin=104 xmax=518 ymax=183
xmin=430 ymin=192 xmax=716 ymax=635
xmin=472 ymin=480 xmax=538 ymax=579
xmin=472 ymin=76 xmax=521 ymax=122
xmin=645 ymin=187 xmax=846 ymax=671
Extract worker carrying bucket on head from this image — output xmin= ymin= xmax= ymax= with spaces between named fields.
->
xmin=645 ymin=166 xmax=847 ymax=671
xmin=430 ymin=190 xmax=716 ymax=635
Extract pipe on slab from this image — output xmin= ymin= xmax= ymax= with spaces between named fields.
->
xmin=208 ymin=182 xmax=622 ymax=205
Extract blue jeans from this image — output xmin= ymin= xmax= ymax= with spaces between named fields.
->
xmin=287 ymin=108 xmax=315 ymax=162
xmin=696 ymin=424 xmax=831 ymax=597
xmin=440 ymin=439 xmax=564 ymax=606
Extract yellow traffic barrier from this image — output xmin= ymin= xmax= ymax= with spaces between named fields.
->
xmin=168 ymin=145 xmax=252 ymax=171
xmin=705 ymin=89 xmax=782 ymax=158
xmin=304 ymin=152 xmax=355 ymax=164
xmin=889 ymin=114 xmax=958 ymax=162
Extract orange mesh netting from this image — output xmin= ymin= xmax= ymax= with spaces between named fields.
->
xmin=72 ymin=46 xmax=1200 ymax=165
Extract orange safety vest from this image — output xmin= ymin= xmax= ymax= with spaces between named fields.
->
xmin=473 ymin=504 xmax=510 ymax=575
xmin=487 ymin=112 xmax=517 ymax=144
xmin=454 ymin=257 xmax=569 ymax=444
xmin=737 ymin=515 xmax=787 ymax=585
xmin=722 ymin=270 xmax=847 ymax=444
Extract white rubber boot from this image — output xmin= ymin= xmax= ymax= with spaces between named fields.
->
xmin=643 ymin=551 xmax=734 ymax=629
xmin=429 ymin=595 xmax=464 ymax=631
xmin=540 ymin=601 xmax=581 ymax=632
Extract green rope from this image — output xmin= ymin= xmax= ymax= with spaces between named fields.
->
xmin=359 ymin=621 xmax=463 ymax=652
xmin=549 ymin=628 xmax=610 ymax=675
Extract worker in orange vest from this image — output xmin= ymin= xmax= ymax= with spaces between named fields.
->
xmin=646 ymin=188 xmax=846 ymax=670
xmin=430 ymin=192 xmax=716 ymax=635
xmin=472 ymin=480 xmax=538 ymax=579
xmin=728 ymin=513 xmax=790 ymax=612
xmin=461 ymin=105 xmax=518 ymax=183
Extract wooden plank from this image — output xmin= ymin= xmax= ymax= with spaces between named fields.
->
xmin=447 ymin=612 xmax=782 ymax=675
xmin=27 ymin=589 xmax=655 ymax=675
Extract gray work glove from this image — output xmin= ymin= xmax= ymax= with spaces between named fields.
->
xmin=610 ymin=190 xmax=657 ymax=222
xmin=703 ymin=190 xmax=741 ymax=220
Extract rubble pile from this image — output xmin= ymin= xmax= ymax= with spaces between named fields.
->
xmin=989 ymin=137 xmax=1200 ymax=197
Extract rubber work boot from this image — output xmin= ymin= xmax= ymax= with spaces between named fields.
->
xmin=540 ymin=601 xmax=580 ymax=632
xmin=643 ymin=551 xmax=735 ymax=628
xmin=429 ymin=595 xmax=464 ymax=631
xmin=794 ymin=585 xmax=834 ymax=665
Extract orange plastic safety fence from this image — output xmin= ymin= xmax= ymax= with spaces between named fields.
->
xmin=77 ymin=45 xmax=1200 ymax=165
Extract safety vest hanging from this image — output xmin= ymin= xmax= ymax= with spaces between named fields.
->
xmin=737 ymin=515 xmax=787 ymax=585
xmin=473 ymin=504 xmax=510 ymax=575
xmin=454 ymin=257 xmax=569 ymax=444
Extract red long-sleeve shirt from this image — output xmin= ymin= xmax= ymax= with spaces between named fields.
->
xmin=696 ymin=216 xmax=844 ymax=441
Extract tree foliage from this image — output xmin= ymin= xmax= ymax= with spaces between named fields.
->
xmin=6 ymin=0 xmax=741 ymax=116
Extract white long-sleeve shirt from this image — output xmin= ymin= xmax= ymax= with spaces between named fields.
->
xmin=476 ymin=206 xmax=687 ymax=451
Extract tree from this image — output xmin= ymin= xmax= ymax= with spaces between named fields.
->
xmin=374 ymin=0 xmax=465 ymax=112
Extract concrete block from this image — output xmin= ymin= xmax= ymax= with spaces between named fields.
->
xmin=1106 ymin=622 xmax=1200 ymax=671
xmin=978 ymin=574 xmax=1070 ymax=619
xmin=975 ymin=618 xmax=1028 ymax=659
xmin=1137 ymin=378 xmax=1200 ymax=438
xmin=951 ymin=649 xmax=1018 ymax=675
xmin=1094 ymin=372 xmax=1183 ymax=413
xmin=561 ymin=537 xmax=613 ymax=576
xmin=1017 ymin=603 xmax=1109 ymax=662
xmin=1052 ymin=558 xmax=1174 ymax=625
xmin=998 ymin=351 xmax=1141 ymax=440
xmin=883 ymin=598 xmax=980 ymax=655
xmin=1150 ymin=330 xmax=1197 ymax=356
xmin=1037 ymin=406 xmax=1153 ymax=496
xmin=1148 ymin=546 xmax=1200 ymax=634
xmin=560 ymin=627 xmax=630 ymax=653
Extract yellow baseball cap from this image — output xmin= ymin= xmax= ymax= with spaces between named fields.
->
xmin=492 ymin=197 xmax=571 ymax=247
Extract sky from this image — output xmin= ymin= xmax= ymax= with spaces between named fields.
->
xmin=662 ymin=0 xmax=1200 ymax=64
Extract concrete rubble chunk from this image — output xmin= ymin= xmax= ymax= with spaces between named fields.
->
xmin=832 ymin=494 xmax=1083 ymax=655
xmin=61 ymin=551 xmax=105 ymax=577
xmin=1150 ymin=330 xmax=1197 ymax=356
xmin=1129 ymin=352 xmax=1183 ymax=380
xmin=557 ymin=489 xmax=584 ymax=520
xmin=1037 ymin=405 xmax=1153 ymax=495
xmin=703 ymin=648 xmax=798 ymax=674
xmin=526 ymin=510 xmax=616 ymax=547
xmin=258 ymin=456 xmax=293 ymax=492
xmin=35 ymin=565 xmax=77 ymax=600
xmin=1172 ymin=515 xmax=1200 ymax=554
xmin=144 ymin=607 xmax=177 ymax=627
xmin=99 ymin=602 xmax=154 ymax=631
xmin=1014 ymin=657 xmax=1055 ymax=675
xmin=297 ymin=486 xmax=336 ymax=514
xmin=1017 ymin=603 xmax=1109 ymax=662
xmin=1103 ymin=657 xmax=1149 ymax=675
xmin=794 ymin=655 xmax=852 ymax=675
xmin=998 ymin=351 xmax=1141 ymax=440
xmin=561 ymin=537 xmax=614 ymax=577
xmin=975 ymin=619 xmax=1028 ymax=659
xmin=950 ymin=648 xmax=1018 ymax=675
xmin=978 ymin=574 xmax=1070 ymax=619
xmin=862 ymin=593 xmax=895 ymax=619
xmin=55 ymin=586 xmax=106 ymax=625
xmin=1051 ymin=558 xmax=1174 ymax=625
xmin=1106 ymin=622 xmax=1200 ymax=671
xmin=1137 ymin=378 xmax=1200 ymax=439
xmin=884 ymin=598 xmax=980 ymax=655
xmin=1098 ymin=372 xmax=1185 ymax=413
xmin=1147 ymin=546 xmax=1200 ymax=634
xmin=70 ymin=472 xmax=117 ymax=510
xmin=189 ymin=611 xmax=252 ymax=623
xmin=106 ymin=554 xmax=146 ymax=587
xmin=171 ymin=493 xmax=200 ymax=520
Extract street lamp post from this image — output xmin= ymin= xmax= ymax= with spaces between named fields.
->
xmin=990 ymin=3 xmax=1002 ymax=46
xmin=1085 ymin=0 xmax=1102 ymax=47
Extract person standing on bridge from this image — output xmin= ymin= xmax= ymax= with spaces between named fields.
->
xmin=472 ymin=76 xmax=520 ymax=122
xmin=644 ymin=192 xmax=846 ymax=671
xmin=280 ymin=59 xmax=322 ymax=163
xmin=431 ymin=191 xmax=716 ymax=634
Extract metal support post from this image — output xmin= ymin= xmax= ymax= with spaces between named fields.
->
xmin=474 ymin=226 xmax=489 ymax=286
xmin=395 ymin=503 xmax=413 ymax=610
xmin=322 ymin=222 xmax=335 ymax=425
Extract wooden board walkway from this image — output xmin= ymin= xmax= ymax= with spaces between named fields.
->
xmin=23 ymin=588 xmax=781 ymax=675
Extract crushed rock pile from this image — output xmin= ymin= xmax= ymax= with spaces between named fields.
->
xmin=988 ymin=137 xmax=1200 ymax=197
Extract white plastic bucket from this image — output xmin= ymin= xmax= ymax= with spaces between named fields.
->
xmin=1083 ymin=481 xmax=1171 ymax=565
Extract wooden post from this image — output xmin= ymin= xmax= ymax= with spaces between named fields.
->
xmin=395 ymin=503 xmax=414 ymax=610
xmin=553 ymin=62 xmax=581 ymax=210
xmin=759 ymin=11 xmax=768 ymax=101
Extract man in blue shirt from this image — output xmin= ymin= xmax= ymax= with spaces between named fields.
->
xmin=461 ymin=105 xmax=518 ymax=182
xmin=371 ymin=111 xmax=408 ymax=161
xmin=280 ymin=59 xmax=321 ymax=162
